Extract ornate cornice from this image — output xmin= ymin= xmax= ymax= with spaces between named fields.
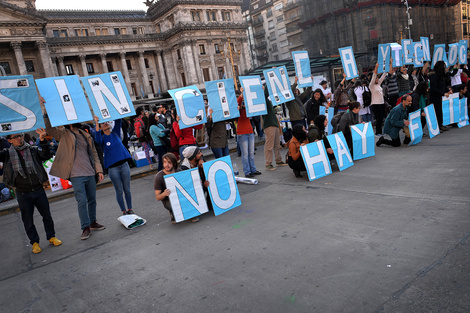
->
xmin=147 ymin=0 xmax=243 ymax=20
xmin=40 ymin=9 xmax=148 ymax=23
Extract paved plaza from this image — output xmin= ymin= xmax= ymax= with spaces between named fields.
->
xmin=0 ymin=126 xmax=469 ymax=313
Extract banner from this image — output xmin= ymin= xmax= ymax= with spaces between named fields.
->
xmin=263 ymin=66 xmax=294 ymax=105
xmin=292 ymin=51 xmax=312 ymax=88
xmin=413 ymin=41 xmax=424 ymax=68
xmin=350 ymin=122 xmax=375 ymax=160
xmin=81 ymin=71 xmax=135 ymax=123
xmin=168 ymin=85 xmax=206 ymax=130
xmin=458 ymin=97 xmax=469 ymax=128
xmin=35 ymin=75 xmax=93 ymax=127
xmin=432 ymin=44 xmax=449 ymax=69
xmin=300 ymin=140 xmax=332 ymax=181
xmin=205 ymin=79 xmax=239 ymax=123
xmin=459 ymin=40 xmax=468 ymax=64
xmin=239 ymin=75 xmax=267 ymax=117
xmin=203 ymin=156 xmax=241 ymax=216
xmin=0 ymin=75 xmax=45 ymax=136
xmin=408 ymin=109 xmax=423 ymax=146
xmin=423 ymin=104 xmax=440 ymax=138
xmin=164 ymin=168 xmax=209 ymax=223
xmin=401 ymin=39 xmax=414 ymax=65
xmin=378 ymin=44 xmax=391 ymax=74
xmin=390 ymin=43 xmax=403 ymax=67
xmin=442 ymin=94 xmax=460 ymax=126
xmin=421 ymin=37 xmax=431 ymax=62
xmin=326 ymin=132 xmax=354 ymax=171
xmin=338 ymin=46 xmax=359 ymax=80
xmin=447 ymin=43 xmax=459 ymax=66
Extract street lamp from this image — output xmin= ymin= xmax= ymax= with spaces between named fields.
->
xmin=218 ymin=32 xmax=242 ymax=90
xmin=402 ymin=0 xmax=412 ymax=39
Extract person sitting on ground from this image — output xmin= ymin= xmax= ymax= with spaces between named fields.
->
xmin=94 ymin=116 xmax=134 ymax=216
xmin=337 ymin=101 xmax=361 ymax=153
xmin=287 ymin=124 xmax=307 ymax=178
xmin=307 ymin=115 xmax=334 ymax=160
xmin=0 ymin=128 xmax=62 ymax=254
xmin=376 ymin=94 xmax=413 ymax=147
xmin=154 ymin=153 xmax=198 ymax=223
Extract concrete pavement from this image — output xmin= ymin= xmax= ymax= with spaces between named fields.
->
xmin=0 ymin=126 xmax=469 ymax=313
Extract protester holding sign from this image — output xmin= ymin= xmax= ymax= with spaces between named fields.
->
xmin=338 ymin=102 xmax=361 ymax=153
xmin=237 ymin=88 xmax=261 ymax=178
xmin=94 ymin=116 xmax=134 ymax=216
xmin=410 ymin=82 xmax=429 ymax=130
xmin=285 ymin=76 xmax=311 ymax=128
xmin=429 ymin=61 xmax=452 ymax=132
xmin=307 ymin=115 xmax=335 ymax=159
xmin=332 ymin=73 xmax=355 ymax=114
xmin=369 ymin=63 xmax=388 ymax=136
xmin=287 ymin=124 xmax=307 ymax=178
xmin=42 ymin=99 xmax=105 ymax=241
xmin=376 ymin=95 xmax=412 ymax=147
xmin=206 ymin=108 xmax=229 ymax=159
xmin=172 ymin=114 xmax=203 ymax=157
xmin=154 ymin=153 xmax=182 ymax=224
xmin=305 ymin=89 xmax=327 ymax=125
xmin=0 ymin=128 xmax=62 ymax=254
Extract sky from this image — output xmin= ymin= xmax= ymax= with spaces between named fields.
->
xmin=35 ymin=0 xmax=148 ymax=11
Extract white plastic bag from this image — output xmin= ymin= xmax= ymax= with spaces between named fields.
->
xmin=117 ymin=214 xmax=147 ymax=229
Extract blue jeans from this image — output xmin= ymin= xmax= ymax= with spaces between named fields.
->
xmin=360 ymin=113 xmax=372 ymax=123
xmin=154 ymin=145 xmax=167 ymax=171
xmin=70 ymin=176 xmax=97 ymax=230
xmin=237 ymin=133 xmax=256 ymax=175
xmin=211 ymin=146 xmax=229 ymax=159
xmin=17 ymin=189 xmax=55 ymax=244
xmin=108 ymin=163 xmax=132 ymax=212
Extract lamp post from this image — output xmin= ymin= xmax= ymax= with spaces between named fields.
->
xmin=402 ymin=0 xmax=412 ymax=39
xmin=219 ymin=33 xmax=241 ymax=90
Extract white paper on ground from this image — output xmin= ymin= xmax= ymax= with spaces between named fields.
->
xmin=117 ymin=214 xmax=147 ymax=229
xmin=235 ymin=177 xmax=258 ymax=185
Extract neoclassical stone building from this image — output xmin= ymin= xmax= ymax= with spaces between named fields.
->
xmin=0 ymin=0 xmax=251 ymax=100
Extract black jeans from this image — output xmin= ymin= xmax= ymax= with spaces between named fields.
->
xmin=370 ymin=104 xmax=385 ymax=135
xmin=381 ymin=136 xmax=401 ymax=147
xmin=17 ymin=189 xmax=55 ymax=244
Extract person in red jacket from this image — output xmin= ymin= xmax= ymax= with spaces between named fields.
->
xmin=172 ymin=113 xmax=203 ymax=157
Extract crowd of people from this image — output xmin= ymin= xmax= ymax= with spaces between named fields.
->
xmin=1 ymin=60 xmax=469 ymax=254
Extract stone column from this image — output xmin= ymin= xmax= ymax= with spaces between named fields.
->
xmin=242 ymin=39 xmax=251 ymax=73
xmin=11 ymin=42 xmax=27 ymax=75
xmin=162 ymin=50 xmax=177 ymax=89
xmin=36 ymin=41 xmax=54 ymax=77
xmin=155 ymin=50 xmax=168 ymax=91
xmin=119 ymin=52 xmax=133 ymax=95
xmin=79 ymin=55 xmax=88 ymax=77
xmin=224 ymin=42 xmax=233 ymax=79
xmin=190 ymin=40 xmax=203 ymax=84
xmin=57 ymin=56 xmax=66 ymax=76
xmin=100 ymin=53 xmax=108 ymax=73
xmin=208 ymin=40 xmax=218 ymax=80
xmin=138 ymin=50 xmax=153 ymax=98
xmin=182 ymin=43 xmax=198 ymax=85
xmin=51 ymin=57 xmax=59 ymax=77
xmin=171 ymin=49 xmax=181 ymax=86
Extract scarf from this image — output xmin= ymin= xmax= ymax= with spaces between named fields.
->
xmin=9 ymin=142 xmax=36 ymax=179
xmin=401 ymin=73 xmax=409 ymax=80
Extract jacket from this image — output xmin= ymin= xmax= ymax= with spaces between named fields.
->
xmin=333 ymin=81 xmax=354 ymax=110
xmin=287 ymin=136 xmax=302 ymax=162
xmin=369 ymin=72 xmax=387 ymax=105
xmin=206 ymin=118 xmax=228 ymax=149
xmin=45 ymin=117 xmax=103 ymax=180
xmin=0 ymin=140 xmax=50 ymax=189
xmin=285 ymin=83 xmax=311 ymax=121
xmin=383 ymin=103 xmax=408 ymax=139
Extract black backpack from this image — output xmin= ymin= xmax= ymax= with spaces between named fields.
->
xmin=362 ymin=87 xmax=372 ymax=107
xmin=330 ymin=111 xmax=347 ymax=133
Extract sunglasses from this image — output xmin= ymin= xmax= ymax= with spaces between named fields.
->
xmin=9 ymin=134 xmax=23 ymax=139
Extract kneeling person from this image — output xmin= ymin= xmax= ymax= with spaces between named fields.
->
xmin=377 ymin=94 xmax=412 ymax=147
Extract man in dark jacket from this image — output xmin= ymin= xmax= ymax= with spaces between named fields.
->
xmin=376 ymin=94 xmax=412 ymax=147
xmin=0 ymin=128 xmax=62 ymax=254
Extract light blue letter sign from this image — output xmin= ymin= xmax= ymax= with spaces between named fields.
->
xmin=423 ymin=104 xmax=440 ymax=138
xmin=239 ymin=75 xmax=267 ymax=117
xmin=300 ymin=140 xmax=332 ymax=181
xmin=338 ymin=46 xmax=359 ymax=80
xmin=326 ymin=131 xmax=354 ymax=171
xmin=168 ymin=85 xmax=206 ymax=129
xmin=263 ymin=66 xmax=294 ymax=105
xmin=205 ymin=79 xmax=239 ymax=123
xmin=350 ymin=122 xmax=375 ymax=160
xmin=292 ymin=51 xmax=313 ymax=88
xmin=408 ymin=109 xmax=423 ymax=146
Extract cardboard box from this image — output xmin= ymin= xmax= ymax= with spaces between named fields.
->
xmin=135 ymin=158 xmax=152 ymax=168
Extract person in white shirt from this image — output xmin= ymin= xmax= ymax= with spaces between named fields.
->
xmin=319 ymin=81 xmax=332 ymax=102
xmin=354 ymin=80 xmax=371 ymax=123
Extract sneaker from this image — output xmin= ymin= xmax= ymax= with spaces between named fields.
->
xmin=245 ymin=173 xmax=254 ymax=178
xmin=122 ymin=211 xmax=127 ymax=215
xmin=49 ymin=237 xmax=62 ymax=246
xmin=276 ymin=162 xmax=288 ymax=167
xmin=90 ymin=221 xmax=105 ymax=231
xmin=252 ymin=171 xmax=262 ymax=175
xmin=265 ymin=164 xmax=277 ymax=171
xmin=190 ymin=217 xmax=200 ymax=223
xmin=32 ymin=242 xmax=42 ymax=254
xmin=81 ymin=227 xmax=91 ymax=240
xmin=126 ymin=209 xmax=135 ymax=215
xmin=439 ymin=126 xmax=449 ymax=131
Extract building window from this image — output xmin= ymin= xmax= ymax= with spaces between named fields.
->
xmin=278 ymin=28 xmax=286 ymax=35
xmin=253 ymin=4 xmax=258 ymax=10
xmin=214 ymin=44 xmax=221 ymax=54
xmin=199 ymin=44 xmax=206 ymax=55
xmin=272 ymin=43 xmax=278 ymax=52
xmin=230 ymin=42 xmax=236 ymax=52
xmin=0 ymin=62 xmax=11 ymax=74
xmin=120 ymin=28 xmax=127 ymax=35
xmin=53 ymin=29 xmax=68 ymax=37
xmin=270 ymin=32 xmax=276 ymax=40
xmin=53 ymin=30 xmax=59 ymax=37
xmin=181 ymin=73 xmax=187 ymax=86
xmin=60 ymin=30 xmax=68 ymax=37
xmin=268 ymin=20 xmax=275 ymax=29
xmin=96 ymin=28 xmax=109 ymax=35
xmin=133 ymin=27 xmax=145 ymax=34
xmin=217 ymin=67 xmax=225 ymax=79
xmin=65 ymin=64 xmax=74 ymax=75
xmin=114 ymin=28 xmax=120 ymax=35
xmin=24 ymin=60 xmax=35 ymax=72
xmin=74 ymin=29 xmax=89 ymax=37
xmin=275 ymin=3 xmax=283 ymax=11
xmin=107 ymin=61 xmax=114 ymax=72
xmin=126 ymin=60 xmax=132 ymax=70
xmin=86 ymin=63 xmax=94 ymax=74
xmin=144 ymin=58 xmax=149 ymax=68
xmin=202 ymin=68 xmax=211 ymax=82
xmin=168 ymin=15 xmax=175 ymax=28
xmin=277 ymin=16 xmax=284 ymax=23
xmin=131 ymin=82 xmax=137 ymax=96
xmin=267 ymin=8 xmax=273 ymax=18
xmin=192 ymin=10 xmax=201 ymax=22
xmin=156 ymin=24 xmax=161 ymax=33
xmin=177 ymin=49 xmax=181 ymax=60
xmin=207 ymin=10 xmax=217 ymax=21
xmin=222 ymin=11 xmax=231 ymax=21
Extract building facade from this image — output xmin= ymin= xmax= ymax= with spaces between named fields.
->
xmin=244 ymin=0 xmax=306 ymax=67
xmin=0 ymin=0 xmax=251 ymax=100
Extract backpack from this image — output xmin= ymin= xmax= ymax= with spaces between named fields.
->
xmin=330 ymin=111 xmax=347 ymax=133
xmin=169 ymin=127 xmax=179 ymax=152
xmin=362 ymin=87 xmax=372 ymax=107
xmin=134 ymin=118 xmax=148 ymax=140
